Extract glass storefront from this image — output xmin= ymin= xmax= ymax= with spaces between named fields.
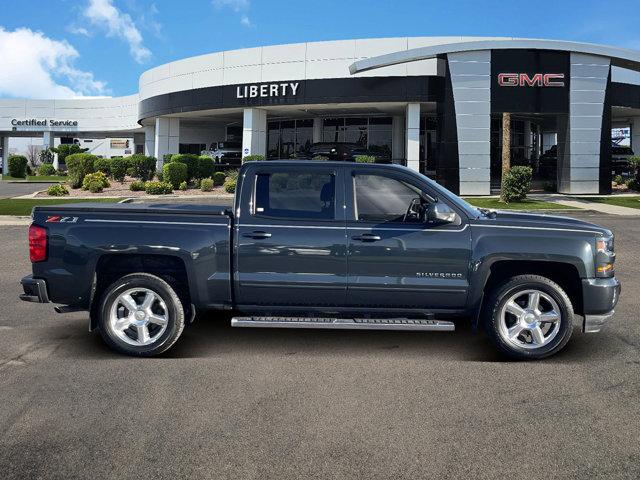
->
xmin=267 ymin=116 xmax=393 ymax=159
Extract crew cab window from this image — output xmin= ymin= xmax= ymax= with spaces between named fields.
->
xmin=254 ymin=172 xmax=335 ymax=220
xmin=354 ymin=174 xmax=425 ymax=223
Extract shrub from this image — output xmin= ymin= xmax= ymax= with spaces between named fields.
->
xmin=629 ymin=156 xmax=640 ymax=181
xmin=38 ymin=163 xmax=56 ymax=176
xmin=212 ymin=171 xmax=226 ymax=186
xmin=82 ymin=171 xmax=110 ymax=191
xmin=156 ymin=171 xmax=163 ymax=182
xmin=179 ymin=181 xmax=188 ymax=191
xmin=47 ymin=184 xmax=68 ymax=196
xmin=242 ymin=154 xmax=264 ymax=163
xmin=224 ymin=177 xmax=237 ymax=194
xmin=170 ymin=154 xmax=199 ymax=181
xmin=93 ymin=158 xmax=111 ymax=176
xmin=39 ymin=148 xmax=54 ymax=165
xmin=7 ymin=155 xmax=28 ymax=178
xmin=355 ymin=155 xmax=376 ymax=163
xmin=84 ymin=179 xmax=104 ymax=193
xmin=543 ymin=181 xmax=557 ymax=192
xmin=200 ymin=177 xmax=214 ymax=192
xmin=110 ymin=157 xmax=128 ymax=183
xmin=144 ymin=181 xmax=173 ymax=195
xmin=128 ymin=154 xmax=157 ymax=181
xmin=312 ymin=155 xmax=329 ymax=161
xmin=613 ymin=174 xmax=624 ymax=185
xmin=625 ymin=177 xmax=639 ymax=191
xmin=163 ymin=153 xmax=173 ymax=163
xmin=162 ymin=162 xmax=188 ymax=189
xmin=66 ymin=153 xmax=96 ymax=188
xmin=130 ymin=180 xmax=146 ymax=191
xmin=198 ymin=155 xmax=215 ymax=179
xmin=53 ymin=144 xmax=88 ymax=166
xmin=26 ymin=165 xmax=33 ymax=176
xmin=501 ymin=166 xmax=532 ymax=203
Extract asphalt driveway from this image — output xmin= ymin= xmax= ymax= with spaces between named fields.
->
xmin=0 ymin=212 xmax=638 ymax=480
xmin=0 ymin=181 xmax=52 ymax=199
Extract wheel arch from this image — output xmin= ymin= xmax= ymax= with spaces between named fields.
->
xmin=471 ymin=259 xmax=584 ymax=329
xmin=89 ymin=253 xmax=192 ymax=331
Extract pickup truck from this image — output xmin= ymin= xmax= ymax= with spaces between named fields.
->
xmin=20 ymin=161 xmax=620 ymax=359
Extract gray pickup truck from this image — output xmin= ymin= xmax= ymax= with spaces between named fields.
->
xmin=20 ymin=161 xmax=620 ymax=359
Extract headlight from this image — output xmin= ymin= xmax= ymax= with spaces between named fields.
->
xmin=595 ymin=235 xmax=615 ymax=278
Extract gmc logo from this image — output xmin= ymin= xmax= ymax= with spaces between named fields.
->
xmin=498 ymin=73 xmax=565 ymax=87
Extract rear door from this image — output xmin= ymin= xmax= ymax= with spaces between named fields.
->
xmin=235 ymin=164 xmax=347 ymax=308
xmin=345 ymin=167 xmax=472 ymax=310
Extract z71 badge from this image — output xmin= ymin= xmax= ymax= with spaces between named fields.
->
xmin=46 ymin=215 xmax=79 ymax=223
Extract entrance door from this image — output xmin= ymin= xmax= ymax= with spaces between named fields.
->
xmin=235 ymin=165 xmax=347 ymax=308
xmin=345 ymin=167 xmax=471 ymax=310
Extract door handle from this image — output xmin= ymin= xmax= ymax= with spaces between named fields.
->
xmin=352 ymin=233 xmax=381 ymax=242
xmin=243 ymin=231 xmax=272 ymax=239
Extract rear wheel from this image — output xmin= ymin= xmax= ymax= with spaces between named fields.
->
xmin=98 ymin=273 xmax=185 ymax=356
xmin=484 ymin=275 xmax=574 ymax=360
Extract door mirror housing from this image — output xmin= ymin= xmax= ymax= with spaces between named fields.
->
xmin=426 ymin=202 xmax=459 ymax=225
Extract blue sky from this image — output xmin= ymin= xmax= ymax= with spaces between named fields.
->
xmin=1 ymin=0 xmax=639 ymax=98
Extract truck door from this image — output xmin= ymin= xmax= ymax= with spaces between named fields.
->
xmin=345 ymin=167 xmax=471 ymax=310
xmin=235 ymin=164 xmax=347 ymax=307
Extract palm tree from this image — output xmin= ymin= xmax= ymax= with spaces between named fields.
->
xmin=500 ymin=112 xmax=511 ymax=202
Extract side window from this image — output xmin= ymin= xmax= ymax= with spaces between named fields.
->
xmin=254 ymin=171 xmax=336 ymax=220
xmin=354 ymin=174 xmax=425 ymax=223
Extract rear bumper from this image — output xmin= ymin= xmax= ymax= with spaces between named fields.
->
xmin=581 ymin=277 xmax=620 ymax=332
xmin=20 ymin=275 xmax=50 ymax=303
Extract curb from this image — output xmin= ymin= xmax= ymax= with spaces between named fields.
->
xmin=0 ymin=216 xmax=31 ymax=226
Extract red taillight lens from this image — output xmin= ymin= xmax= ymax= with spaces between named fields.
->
xmin=29 ymin=224 xmax=47 ymax=263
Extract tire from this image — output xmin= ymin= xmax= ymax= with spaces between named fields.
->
xmin=98 ymin=273 xmax=185 ymax=357
xmin=483 ymin=274 xmax=574 ymax=360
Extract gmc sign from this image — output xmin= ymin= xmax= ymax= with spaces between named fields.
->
xmin=498 ymin=73 xmax=565 ymax=87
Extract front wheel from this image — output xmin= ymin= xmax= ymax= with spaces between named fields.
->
xmin=98 ymin=273 xmax=185 ymax=356
xmin=484 ymin=275 xmax=574 ymax=360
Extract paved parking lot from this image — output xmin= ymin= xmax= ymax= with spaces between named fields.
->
xmin=0 ymin=181 xmax=53 ymax=199
xmin=0 ymin=212 xmax=638 ymax=480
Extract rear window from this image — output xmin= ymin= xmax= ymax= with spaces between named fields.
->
xmin=254 ymin=172 xmax=336 ymax=220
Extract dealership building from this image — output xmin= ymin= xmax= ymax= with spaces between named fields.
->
xmin=1 ymin=36 xmax=640 ymax=195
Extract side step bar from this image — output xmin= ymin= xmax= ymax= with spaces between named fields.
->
xmin=231 ymin=316 xmax=455 ymax=331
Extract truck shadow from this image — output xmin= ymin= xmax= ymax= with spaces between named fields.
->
xmin=61 ymin=314 xmax=601 ymax=363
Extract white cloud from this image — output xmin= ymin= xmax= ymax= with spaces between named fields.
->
xmin=67 ymin=25 xmax=91 ymax=36
xmin=0 ymin=27 xmax=108 ymax=99
xmin=212 ymin=0 xmax=250 ymax=12
xmin=240 ymin=15 xmax=251 ymax=27
xmin=83 ymin=0 xmax=151 ymax=63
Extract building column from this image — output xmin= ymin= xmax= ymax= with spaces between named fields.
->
xmin=405 ymin=103 xmax=420 ymax=172
xmin=42 ymin=131 xmax=56 ymax=169
xmin=312 ymin=117 xmax=323 ymax=143
xmin=1 ymin=137 xmax=9 ymax=176
xmin=632 ymin=117 xmax=640 ymax=158
xmin=154 ymin=118 xmax=180 ymax=169
xmin=242 ymin=108 xmax=267 ymax=158
xmin=392 ymin=115 xmax=405 ymax=162
xmin=144 ymin=125 xmax=156 ymax=157
xmin=559 ymin=53 xmax=610 ymax=194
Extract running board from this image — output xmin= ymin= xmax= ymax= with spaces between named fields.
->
xmin=231 ymin=316 xmax=455 ymax=331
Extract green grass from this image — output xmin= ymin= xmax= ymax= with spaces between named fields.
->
xmin=0 ymin=198 xmax=119 ymax=216
xmin=463 ymin=197 xmax=577 ymax=210
xmin=587 ymin=196 xmax=640 ymax=209
xmin=1 ymin=175 xmax=67 ymax=182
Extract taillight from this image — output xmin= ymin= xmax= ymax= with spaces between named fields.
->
xmin=29 ymin=224 xmax=47 ymax=263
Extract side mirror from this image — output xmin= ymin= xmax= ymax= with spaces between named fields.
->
xmin=426 ymin=202 xmax=458 ymax=225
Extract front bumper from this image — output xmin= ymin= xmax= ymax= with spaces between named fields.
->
xmin=20 ymin=275 xmax=50 ymax=303
xmin=581 ymin=277 xmax=620 ymax=333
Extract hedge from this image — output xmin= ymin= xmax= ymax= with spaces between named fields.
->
xmin=7 ymin=155 xmax=28 ymax=178
xmin=110 ymin=157 xmax=128 ymax=183
xmin=242 ymin=154 xmax=265 ymax=163
xmin=128 ymin=154 xmax=157 ymax=181
xmin=501 ymin=166 xmax=533 ymax=203
xmin=93 ymin=158 xmax=111 ymax=176
xmin=170 ymin=154 xmax=199 ymax=180
xmin=38 ymin=163 xmax=56 ymax=176
xmin=162 ymin=161 xmax=188 ymax=189
xmin=65 ymin=153 xmax=96 ymax=188
xmin=198 ymin=155 xmax=215 ymax=179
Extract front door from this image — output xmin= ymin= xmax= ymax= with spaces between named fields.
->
xmin=345 ymin=167 xmax=471 ymax=310
xmin=235 ymin=165 xmax=347 ymax=308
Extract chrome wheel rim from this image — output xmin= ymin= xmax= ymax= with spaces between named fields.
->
xmin=498 ymin=289 xmax=561 ymax=350
xmin=108 ymin=288 xmax=168 ymax=347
